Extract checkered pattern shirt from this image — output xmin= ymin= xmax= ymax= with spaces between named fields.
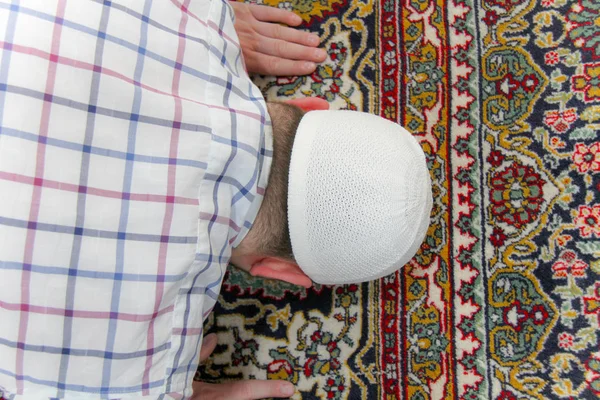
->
xmin=0 ymin=0 xmax=272 ymax=398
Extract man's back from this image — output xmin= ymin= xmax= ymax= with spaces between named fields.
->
xmin=0 ymin=1 xmax=271 ymax=398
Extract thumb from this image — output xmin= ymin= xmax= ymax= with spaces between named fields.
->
xmin=199 ymin=333 xmax=218 ymax=364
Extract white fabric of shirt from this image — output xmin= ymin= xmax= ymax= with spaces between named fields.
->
xmin=0 ymin=0 xmax=272 ymax=398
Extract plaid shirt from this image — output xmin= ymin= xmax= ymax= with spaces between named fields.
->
xmin=0 ymin=0 xmax=272 ymax=398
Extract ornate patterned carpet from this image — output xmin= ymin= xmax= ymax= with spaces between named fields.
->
xmin=198 ymin=0 xmax=600 ymax=399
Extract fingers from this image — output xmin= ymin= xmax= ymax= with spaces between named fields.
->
xmin=254 ymin=36 xmax=327 ymax=63
xmin=199 ymin=333 xmax=218 ymax=363
xmin=248 ymin=4 xmax=302 ymax=26
xmin=192 ymin=380 xmax=295 ymax=400
xmin=230 ymin=379 xmax=295 ymax=399
xmin=254 ymin=22 xmax=320 ymax=47
xmin=245 ymin=51 xmax=317 ymax=76
xmin=232 ymin=2 xmax=326 ymax=76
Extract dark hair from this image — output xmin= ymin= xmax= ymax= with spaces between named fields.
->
xmin=243 ymin=102 xmax=305 ymax=260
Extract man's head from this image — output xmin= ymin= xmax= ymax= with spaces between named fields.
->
xmin=230 ymin=98 xmax=327 ymax=288
xmin=231 ymin=98 xmax=432 ymax=289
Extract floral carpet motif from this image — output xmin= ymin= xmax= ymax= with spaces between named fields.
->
xmin=199 ymin=0 xmax=600 ymax=399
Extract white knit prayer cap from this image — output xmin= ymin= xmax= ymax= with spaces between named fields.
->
xmin=288 ymin=110 xmax=432 ymax=285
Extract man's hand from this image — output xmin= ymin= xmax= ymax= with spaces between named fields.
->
xmin=193 ymin=333 xmax=296 ymax=400
xmin=230 ymin=1 xmax=327 ymax=76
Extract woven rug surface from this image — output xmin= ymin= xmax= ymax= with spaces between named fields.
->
xmin=198 ymin=0 xmax=600 ymax=399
